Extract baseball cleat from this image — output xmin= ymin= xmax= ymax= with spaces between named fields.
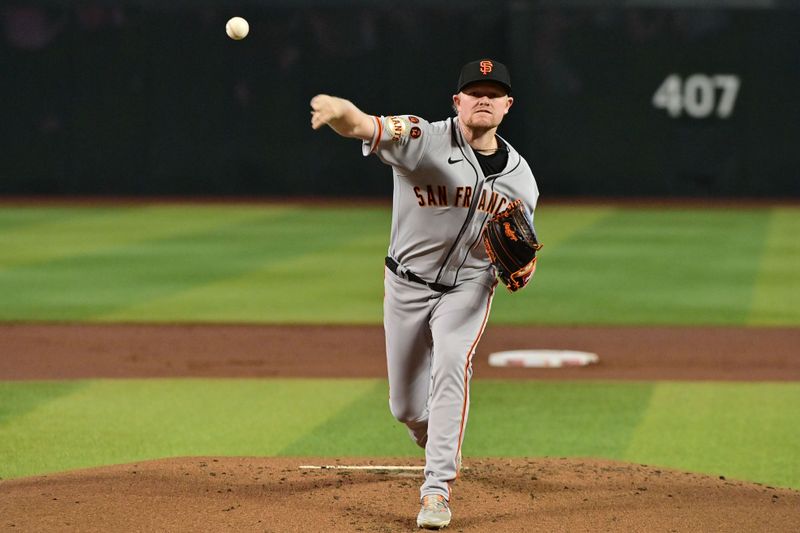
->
xmin=416 ymin=494 xmax=451 ymax=529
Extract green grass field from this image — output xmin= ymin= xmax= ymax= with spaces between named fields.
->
xmin=1 ymin=203 xmax=799 ymax=488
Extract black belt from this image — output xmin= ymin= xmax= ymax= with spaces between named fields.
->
xmin=385 ymin=257 xmax=454 ymax=293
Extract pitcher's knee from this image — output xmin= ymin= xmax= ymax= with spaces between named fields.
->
xmin=389 ymin=402 xmax=428 ymax=448
xmin=389 ymin=398 xmax=428 ymax=425
xmin=389 ymin=400 xmax=426 ymax=425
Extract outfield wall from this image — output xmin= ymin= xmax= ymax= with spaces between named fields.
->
xmin=2 ymin=2 xmax=798 ymax=197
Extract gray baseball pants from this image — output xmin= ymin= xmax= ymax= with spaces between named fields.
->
xmin=383 ymin=267 xmax=497 ymax=501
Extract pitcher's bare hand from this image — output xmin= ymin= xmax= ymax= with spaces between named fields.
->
xmin=310 ymin=94 xmax=345 ymax=130
xmin=309 ymin=95 xmax=375 ymax=140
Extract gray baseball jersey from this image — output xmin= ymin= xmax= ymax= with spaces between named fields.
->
xmin=363 ymin=114 xmax=539 ymax=501
xmin=364 ymin=115 xmax=539 ymax=287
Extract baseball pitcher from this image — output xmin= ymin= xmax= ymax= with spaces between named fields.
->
xmin=310 ymin=59 xmax=541 ymax=530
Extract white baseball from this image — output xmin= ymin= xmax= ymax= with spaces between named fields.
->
xmin=226 ymin=17 xmax=249 ymax=40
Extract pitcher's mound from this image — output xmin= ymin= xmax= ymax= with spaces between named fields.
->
xmin=1 ymin=457 xmax=798 ymax=532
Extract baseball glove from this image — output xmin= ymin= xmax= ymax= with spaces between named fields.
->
xmin=483 ymin=199 xmax=543 ymax=292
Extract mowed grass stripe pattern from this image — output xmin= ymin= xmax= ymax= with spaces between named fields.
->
xmin=1 ymin=204 xmax=798 ymax=325
xmin=1 ymin=379 xmax=799 ymax=489
xmin=0 ymin=206 xmax=390 ymax=322
xmin=492 ymin=207 xmax=772 ymax=324
xmin=0 ymin=206 xmax=287 ymax=270
xmin=0 ymin=379 xmax=380 ymax=479
xmin=624 ymin=382 xmax=800 ymax=490
xmin=750 ymin=208 xmax=800 ymax=325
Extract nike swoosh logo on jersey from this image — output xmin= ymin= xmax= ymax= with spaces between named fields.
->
xmin=448 ymin=157 xmax=463 ymax=164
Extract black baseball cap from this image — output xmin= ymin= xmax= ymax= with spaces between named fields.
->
xmin=457 ymin=59 xmax=512 ymax=95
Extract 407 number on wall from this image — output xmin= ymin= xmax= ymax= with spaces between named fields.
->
xmin=652 ymin=74 xmax=741 ymax=119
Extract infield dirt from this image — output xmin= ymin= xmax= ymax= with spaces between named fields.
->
xmin=2 ymin=323 xmax=798 ymax=381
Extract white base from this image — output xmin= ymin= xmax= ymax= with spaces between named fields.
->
xmin=488 ymin=349 xmax=599 ymax=368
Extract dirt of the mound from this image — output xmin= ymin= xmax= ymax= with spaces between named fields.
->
xmin=1 ymin=323 xmax=798 ymax=381
xmin=1 ymin=457 xmax=798 ymax=532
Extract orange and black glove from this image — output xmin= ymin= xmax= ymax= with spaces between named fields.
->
xmin=483 ymin=199 xmax=543 ymax=292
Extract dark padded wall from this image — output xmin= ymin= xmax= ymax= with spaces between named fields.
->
xmin=1 ymin=2 xmax=798 ymax=197
xmin=513 ymin=6 xmax=800 ymax=197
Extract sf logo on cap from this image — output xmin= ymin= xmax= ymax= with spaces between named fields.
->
xmin=480 ymin=60 xmax=493 ymax=75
